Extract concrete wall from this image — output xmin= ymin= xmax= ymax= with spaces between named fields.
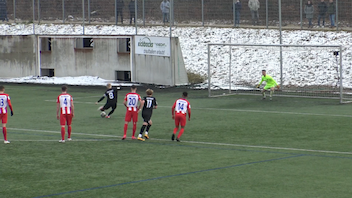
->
xmin=40 ymin=37 xmax=131 ymax=80
xmin=0 ymin=35 xmax=188 ymax=85
xmin=134 ymin=37 xmax=188 ymax=85
xmin=0 ymin=35 xmax=37 ymax=78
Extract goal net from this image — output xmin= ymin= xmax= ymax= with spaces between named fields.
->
xmin=207 ymin=43 xmax=352 ymax=103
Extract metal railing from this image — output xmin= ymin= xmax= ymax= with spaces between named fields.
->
xmin=1 ymin=0 xmax=350 ymax=32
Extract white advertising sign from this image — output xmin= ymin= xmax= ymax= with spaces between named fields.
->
xmin=135 ymin=36 xmax=170 ymax=57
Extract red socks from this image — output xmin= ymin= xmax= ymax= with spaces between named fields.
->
xmin=173 ymin=128 xmax=178 ymax=134
xmin=3 ymin=127 xmax=7 ymax=141
xmin=177 ymin=128 xmax=184 ymax=139
xmin=132 ymin=123 xmax=137 ymax=137
xmin=68 ymin=126 xmax=72 ymax=138
xmin=61 ymin=126 xmax=65 ymax=140
xmin=124 ymin=124 xmax=128 ymax=136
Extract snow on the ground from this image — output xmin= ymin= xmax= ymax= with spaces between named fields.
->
xmin=0 ymin=75 xmax=127 ymax=86
xmin=0 ymin=23 xmax=351 ymax=88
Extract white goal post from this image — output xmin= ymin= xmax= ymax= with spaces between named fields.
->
xmin=207 ymin=43 xmax=351 ymax=103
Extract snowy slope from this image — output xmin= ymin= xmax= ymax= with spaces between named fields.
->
xmin=0 ymin=23 xmax=351 ymax=87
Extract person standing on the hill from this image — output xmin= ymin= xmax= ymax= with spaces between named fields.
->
xmin=256 ymin=70 xmax=280 ymax=101
xmin=0 ymin=0 xmax=9 ymax=22
xmin=116 ymin=0 xmax=124 ymax=24
xmin=327 ymin=0 xmax=336 ymax=28
xmin=248 ymin=0 xmax=260 ymax=26
xmin=160 ymin=0 xmax=170 ymax=25
xmin=304 ymin=1 xmax=314 ymax=28
xmin=233 ymin=0 xmax=242 ymax=27
xmin=0 ymin=85 xmax=13 ymax=144
xmin=128 ymin=0 xmax=136 ymax=24
xmin=96 ymin=83 xmax=118 ymax=119
xmin=317 ymin=0 xmax=327 ymax=27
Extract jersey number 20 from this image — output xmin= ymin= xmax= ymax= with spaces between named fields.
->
xmin=129 ymin=98 xmax=136 ymax=106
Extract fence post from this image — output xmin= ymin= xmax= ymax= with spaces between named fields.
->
xmin=135 ymin=0 xmax=137 ymax=35
xmin=88 ymin=0 xmax=91 ymax=24
xmin=37 ymin=0 xmax=40 ymax=24
xmin=266 ymin=0 xmax=268 ymax=28
xmin=279 ymin=0 xmax=283 ymax=86
xmin=115 ymin=0 xmax=117 ymax=25
xmin=32 ymin=0 xmax=35 ymax=34
xmin=82 ymin=0 xmax=85 ymax=34
xmin=13 ymin=0 xmax=16 ymax=22
xmin=300 ymin=0 xmax=302 ymax=29
xmin=169 ymin=0 xmax=173 ymax=35
xmin=233 ymin=0 xmax=235 ymax=27
xmin=202 ymin=0 xmax=204 ymax=26
xmin=143 ymin=0 xmax=145 ymax=26
xmin=171 ymin=0 xmax=174 ymax=26
xmin=336 ymin=0 xmax=338 ymax=30
xmin=62 ymin=0 xmax=65 ymax=23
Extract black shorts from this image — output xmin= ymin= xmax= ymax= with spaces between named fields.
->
xmin=102 ymin=103 xmax=117 ymax=110
xmin=142 ymin=112 xmax=152 ymax=122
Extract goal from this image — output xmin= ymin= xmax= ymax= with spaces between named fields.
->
xmin=207 ymin=43 xmax=351 ymax=103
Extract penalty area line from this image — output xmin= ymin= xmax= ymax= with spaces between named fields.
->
xmin=13 ymin=139 xmax=117 ymax=142
xmin=44 ymin=100 xmax=352 ymax=118
xmin=8 ymin=127 xmax=352 ymax=155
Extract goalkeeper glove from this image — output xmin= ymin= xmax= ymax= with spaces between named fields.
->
xmin=11 ymin=111 xmax=13 ymax=116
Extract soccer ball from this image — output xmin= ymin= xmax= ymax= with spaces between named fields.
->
xmin=100 ymin=111 xmax=107 ymax=118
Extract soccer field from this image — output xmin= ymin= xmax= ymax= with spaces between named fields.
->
xmin=1 ymin=83 xmax=352 ymax=198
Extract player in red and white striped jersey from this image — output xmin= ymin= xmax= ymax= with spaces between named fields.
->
xmin=56 ymin=85 xmax=74 ymax=143
xmin=122 ymin=85 xmax=142 ymax=140
xmin=171 ymin=92 xmax=191 ymax=142
xmin=0 ymin=86 xmax=14 ymax=144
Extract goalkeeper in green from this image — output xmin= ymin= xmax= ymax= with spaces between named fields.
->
xmin=256 ymin=70 xmax=280 ymax=100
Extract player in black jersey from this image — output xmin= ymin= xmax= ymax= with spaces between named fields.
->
xmin=96 ymin=83 xmax=118 ymax=118
xmin=138 ymin=89 xmax=157 ymax=141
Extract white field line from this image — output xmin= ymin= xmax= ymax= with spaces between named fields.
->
xmin=45 ymin=100 xmax=352 ymax=118
xmin=14 ymin=139 xmax=116 ymax=142
xmin=8 ymin=127 xmax=352 ymax=155
xmin=71 ymin=95 xmax=102 ymax=99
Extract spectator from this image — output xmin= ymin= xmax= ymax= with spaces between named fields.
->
xmin=317 ymin=0 xmax=327 ymax=27
xmin=327 ymin=0 xmax=335 ymax=28
xmin=248 ymin=0 xmax=260 ymax=26
xmin=160 ymin=0 xmax=170 ymax=25
xmin=128 ymin=0 xmax=136 ymax=24
xmin=116 ymin=0 xmax=124 ymax=24
xmin=0 ymin=0 xmax=8 ymax=22
xmin=233 ymin=0 xmax=242 ymax=27
xmin=304 ymin=1 xmax=314 ymax=28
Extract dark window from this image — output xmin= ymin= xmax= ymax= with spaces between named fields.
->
xmin=117 ymin=38 xmax=130 ymax=53
xmin=115 ymin=71 xmax=131 ymax=81
xmin=41 ymin=69 xmax=55 ymax=77
xmin=76 ymin=38 xmax=93 ymax=48
xmin=41 ymin=38 xmax=51 ymax=52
